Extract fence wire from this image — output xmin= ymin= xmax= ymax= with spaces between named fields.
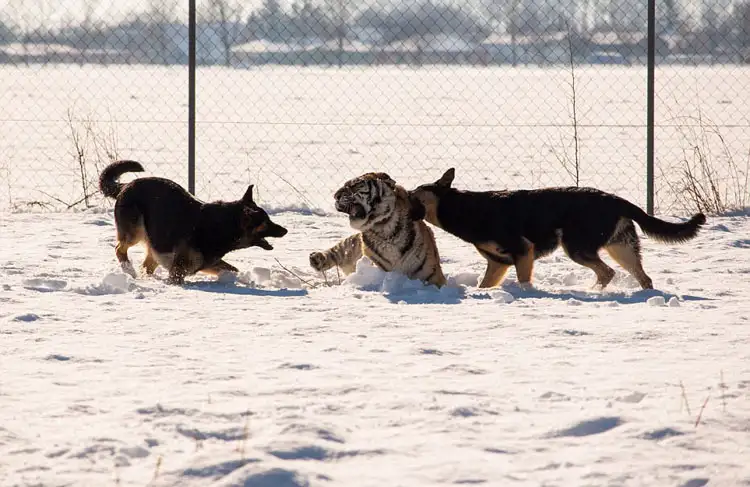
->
xmin=1 ymin=0 xmax=748 ymax=215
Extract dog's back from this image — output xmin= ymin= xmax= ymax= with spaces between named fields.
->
xmin=114 ymin=177 xmax=204 ymax=254
xmin=435 ymin=186 xmax=686 ymax=248
xmin=410 ymin=169 xmax=706 ymax=290
xmin=100 ymin=160 xmax=288 ymax=284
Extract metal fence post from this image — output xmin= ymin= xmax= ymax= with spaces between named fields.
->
xmin=646 ymin=0 xmax=655 ymax=215
xmin=188 ymin=0 xmax=196 ymax=195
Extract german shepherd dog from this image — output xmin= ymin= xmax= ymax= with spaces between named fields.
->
xmin=409 ymin=168 xmax=706 ymax=290
xmin=99 ymin=160 xmax=288 ymax=284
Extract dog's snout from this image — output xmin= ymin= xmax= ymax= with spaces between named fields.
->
xmin=264 ymin=221 xmax=287 ymax=238
xmin=275 ymin=224 xmax=288 ymax=237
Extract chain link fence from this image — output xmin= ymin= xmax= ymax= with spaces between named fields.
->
xmin=1 ymin=0 xmax=748 ymax=215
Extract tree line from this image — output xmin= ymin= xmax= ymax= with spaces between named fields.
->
xmin=1 ymin=0 xmax=749 ymax=66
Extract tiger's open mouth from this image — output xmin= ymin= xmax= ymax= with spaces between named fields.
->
xmin=348 ymin=204 xmax=366 ymax=220
xmin=335 ymin=199 xmax=366 ymax=220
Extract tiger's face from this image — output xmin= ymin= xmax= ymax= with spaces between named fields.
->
xmin=334 ymin=172 xmax=399 ymax=231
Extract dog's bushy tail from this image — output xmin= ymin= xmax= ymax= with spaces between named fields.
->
xmin=618 ymin=198 xmax=706 ymax=243
xmin=99 ymin=160 xmax=145 ymax=199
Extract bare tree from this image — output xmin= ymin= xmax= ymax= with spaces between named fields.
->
xmin=324 ymin=0 xmax=359 ymax=67
xmin=7 ymin=0 xmax=50 ymax=65
xmin=740 ymin=2 xmax=750 ymax=56
xmin=0 ymin=19 xmax=16 ymax=44
xmin=201 ymin=0 xmax=244 ymax=66
xmin=146 ymin=0 xmax=179 ymax=64
xmin=76 ymin=0 xmax=104 ymax=63
xmin=483 ymin=0 xmax=522 ymax=66
xmin=257 ymin=0 xmax=288 ymax=43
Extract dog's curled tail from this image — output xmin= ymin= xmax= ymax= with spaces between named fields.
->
xmin=99 ymin=160 xmax=145 ymax=199
xmin=621 ymin=199 xmax=706 ymax=243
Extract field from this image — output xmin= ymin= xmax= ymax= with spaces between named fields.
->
xmin=2 ymin=64 xmax=749 ymax=212
xmin=1 ymin=65 xmax=749 ymax=486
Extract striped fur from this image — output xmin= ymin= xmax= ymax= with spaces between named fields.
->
xmin=310 ymin=173 xmax=446 ymax=287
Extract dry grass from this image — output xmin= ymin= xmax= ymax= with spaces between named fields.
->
xmin=679 ymin=380 xmax=692 ymax=416
xmin=63 ymin=106 xmax=121 ymax=209
xmin=694 ymin=394 xmax=711 ymax=428
xmin=550 ymin=24 xmax=582 ymax=187
xmin=661 ymin=109 xmax=749 ymax=216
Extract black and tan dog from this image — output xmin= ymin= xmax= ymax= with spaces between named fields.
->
xmin=99 ymin=160 xmax=287 ymax=284
xmin=409 ymin=168 xmax=706 ymax=290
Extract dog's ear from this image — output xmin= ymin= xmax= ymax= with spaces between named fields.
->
xmin=242 ymin=184 xmax=255 ymax=205
xmin=435 ymin=168 xmax=455 ymax=188
xmin=408 ymin=194 xmax=426 ymax=221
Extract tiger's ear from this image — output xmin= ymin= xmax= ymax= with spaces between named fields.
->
xmin=435 ymin=168 xmax=455 ymax=188
xmin=408 ymin=194 xmax=426 ymax=221
xmin=374 ymin=172 xmax=396 ymax=188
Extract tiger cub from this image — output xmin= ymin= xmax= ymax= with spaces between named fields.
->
xmin=309 ymin=172 xmax=446 ymax=287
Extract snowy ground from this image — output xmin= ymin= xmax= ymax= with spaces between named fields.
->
xmin=2 ymin=65 xmax=749 ymax=213
xmin=2 ymin=205 xmax=749 ymax=486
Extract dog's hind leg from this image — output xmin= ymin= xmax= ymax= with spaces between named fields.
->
xmin=605 ymin=219 xmax=653 ymax=289
xmin=115 ymin=241 xmax=137 ymax=278
xmin=141 ymin=247 xmax=159 ymax=276
xmin=565 ymin=250 xmax=615 ymax=289
xmin=114 ymin=206 xmax=144 ymax=278
xmin=606 ymin=244 xmax=653 ymax=289
xmin=605 ymin=242 xmax=653 ymax=290
xmin=561 ymin=231 xmax=616 ymax=289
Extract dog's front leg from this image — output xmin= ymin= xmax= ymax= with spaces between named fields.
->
xmin=166 ymin=267 xmax=187 ymax=285
xmin=200 ymin=259 xmax=239 ymax=276
xmin=474 ymin=242 xmax=512 ymax=288
xmin=478 ymin=261 xmax=510 ymax=288
xmin=513 ymin=238 xmax=535 ymax=290
xmin=166 ymin=245 xmax=198 ymax=285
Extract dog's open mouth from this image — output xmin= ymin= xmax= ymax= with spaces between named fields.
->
xmin=256 ymin=238 xmax=273 ymax=250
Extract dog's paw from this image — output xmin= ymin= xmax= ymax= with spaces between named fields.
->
xmin=121 ymin=262 xmax=138 ymax=279
xmin=216 ymin=270 xmax=237 ymax=284
xmin=166 ymin=272 xmax=186 ymax=286
xmin=309 ymin=252 xmax=329 ymax=272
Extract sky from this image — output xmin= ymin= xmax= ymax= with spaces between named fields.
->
xmin=0 ymin=0 xmax=736 ymax=30
xmin=0 ymin=0 xmax=260 ymax=27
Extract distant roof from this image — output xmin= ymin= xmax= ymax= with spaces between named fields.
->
xmin=379 ymin=34 xmax=475 ymax=53
xmin=0 ymin=42 xmax=80 ymax=56
xmin=480 ymin=31 xmax=569 ymax=46
xmin=589 ymin=31 xmax=644 ymax=45
xmin=314 ymin=39 xmax=373 ymax=53
xmin=231 ymin=39 xmax=316 ymax=54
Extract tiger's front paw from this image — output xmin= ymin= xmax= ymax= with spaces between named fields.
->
xmin=309 ymin=251 xmax=329 ymax=272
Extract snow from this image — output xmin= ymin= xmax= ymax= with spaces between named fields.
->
xmin=2 ymin=207 xmax=750 ymax=486
xmin=1 ymin=62 xmax=749 ymax=485
xmin=2 ymin=65 xmax=748 ymax=213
